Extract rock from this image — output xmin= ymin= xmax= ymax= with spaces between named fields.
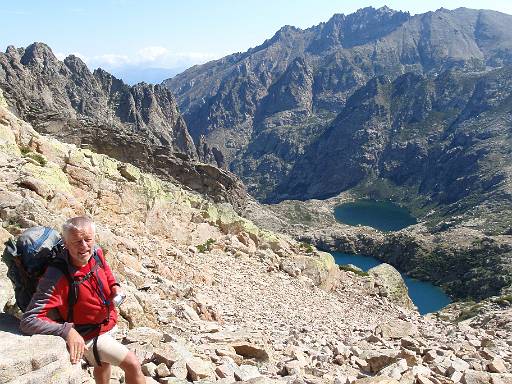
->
xmin=411 ymin=366 xmax=432 ymax=377
xmin=378 ymin=321 xmax=419 ymax=340
xmin=0 ymin=332 xmax=81 ymax=384
xmin=488 ymin=358 xmax=507 ymax=374
xmin=186 ymin=357 xmax=214 ymax=381
xmin=231 ymin=342 xmax=270 ymax=361
xmin=158 ymin=378 xmax=189 ymax=384
xmin=463 ymin=371 xmax=491 ymax=384
xmin=216 ymin=346 xmax=243 ymax=365
xmin=126 ymin=342 xmax=156 ymax=365
xmin=216 ymin=363 xmax=237 ymax=380
xmin=285 ymin=359 xmax=304 ymax=376
xmin=153 ymin=345 xmax=180 ymax=366
xmin=417 ymin=376 xmax=435 ymax=384
xmin=170 ymin=359 xmax=188 ymax=380
xmin=125 ymin=327 xmax=163 ymax=346
xmin=490 ymin=374 xmax=512 ymax=384
xmin=379 ymin=359 xmax=408 ymax=378
xmin=368 ymin=264 xmax=415 ymax=310
xmin=235 ymin=365 xmax=261 ymax=381
xmin=177 ymin=302 xmax=201 ymax=321
xmin=447 ymin=358 xmax=471 ymax=375
xmin=451 ymin=371 xmax=464 ymax=383
xmin=363 ymin=349 xmax=400 ymax=373
xmin=156 ymin=362 xmax=171 ymax=377
xmin=239 ymin=378 xmax=282 ymax=384
xmin=142 ymin=362 xmax=157 ymax=377
xmin=352 ymin=376 xmax=400 ymax=384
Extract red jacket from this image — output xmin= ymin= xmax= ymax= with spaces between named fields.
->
xmin=20 ymin=247 xmax=118 ymax=341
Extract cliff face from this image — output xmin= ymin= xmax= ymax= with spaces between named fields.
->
xmin=164 ymin=7 xmax=512 ymax=231
xmin=274 ymin=68 xmax=512 ymax=232
xmin=0 ymin=43 xmax=195 ymax=158
xmin=0 ymin=43 xmax=246 ymax=208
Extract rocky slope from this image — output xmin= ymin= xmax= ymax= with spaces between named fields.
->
xmin=1 ymin=91 xmax=511 ymax=383
xmin=0 ymin=43 xmax=246 ymax=208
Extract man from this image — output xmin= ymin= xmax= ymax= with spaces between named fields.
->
xmin=20 ymin=216 xmax=145 ymax=384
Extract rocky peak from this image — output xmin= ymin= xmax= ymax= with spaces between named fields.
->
xmin=308 ymin=7 xmax=410 ymax=52
xmin=19 ymin=42 xmax=59 ymax=67
xmin=63 ymin=54 xmax=90 ymax=75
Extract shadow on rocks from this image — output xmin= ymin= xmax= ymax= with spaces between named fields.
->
xmin=0 ymin=313 xmax=21 ymax=334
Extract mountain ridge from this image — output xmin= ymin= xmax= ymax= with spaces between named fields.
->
xmin=0 ymin=42 xmax=247 ymax=208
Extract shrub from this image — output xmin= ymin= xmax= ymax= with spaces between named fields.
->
xmin=20 ymin=146 xmax=47 ymax=166
xmin=196 ymin=238 xmax=216 ymax=253
xmin=339 ymin=264 xmax=369 ymax=277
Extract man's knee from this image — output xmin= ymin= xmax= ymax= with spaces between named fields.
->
xmin=120 ymin=351 xmax=141 ymax=373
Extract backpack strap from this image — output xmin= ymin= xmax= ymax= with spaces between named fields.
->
xmin=49 ymin=258 xmax=75 ymax=322
xmin=27 ymin=227 xmax=53 ymax=257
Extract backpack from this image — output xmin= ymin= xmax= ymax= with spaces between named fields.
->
xmin=2 ymin=226 xmax=64 ymax=312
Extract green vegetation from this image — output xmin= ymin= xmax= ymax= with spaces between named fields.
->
xmin=196 ymin=238 xmax=216 ymax=253
xmin=299 ymin=242 xmax=314 ymax=254
xmin=455 ymin=302 xmax=484 ymax=322
xmin=20 ymin=146 xmax=47 ymax=166
xmin=339 ymin=264 xmax=369 ymax=277
xmin=493 ymin=295 xmax=512 ymax=307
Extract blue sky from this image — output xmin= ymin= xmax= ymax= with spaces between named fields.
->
xmin=2 ymin=1 xmax=512 ymax=83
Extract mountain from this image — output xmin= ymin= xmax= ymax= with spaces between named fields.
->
xmin=0 ymin=42 xmax=245 ymax=207
xmin=1 ymin=91 xmax=511 ymax=383
xmin=164 ymin=7 xmax=512 ymax=232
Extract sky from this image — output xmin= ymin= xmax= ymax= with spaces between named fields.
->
xmin=2 ymin=1 xmax=512 ymax=84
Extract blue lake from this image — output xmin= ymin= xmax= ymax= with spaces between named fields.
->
xmin=332 ymin=251 xmax=452 ymax=314
xmin=334 ymin=199 xmax=417 ymax=231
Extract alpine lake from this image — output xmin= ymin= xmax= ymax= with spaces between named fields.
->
xmin=332 ymin=199 xmax=451 ymax=314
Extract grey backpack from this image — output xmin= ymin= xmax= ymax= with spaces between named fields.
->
xmin=2 ymin=226 xmax=64 ymax=311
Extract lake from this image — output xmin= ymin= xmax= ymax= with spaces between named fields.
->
xmin=332 ymin=251 xmax=452 ymax=314
xmin=334 ymin=199 xmax=417 ymax=231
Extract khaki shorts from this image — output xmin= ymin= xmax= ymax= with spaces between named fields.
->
xmin=83 ymin=326 xmax=129 ymax=367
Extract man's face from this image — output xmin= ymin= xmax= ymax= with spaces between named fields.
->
xmin=64 ymin=225 xmax=95 ymax=267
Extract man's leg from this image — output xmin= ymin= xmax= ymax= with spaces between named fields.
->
xmin=119 ymin=351 xmax=145 ymax=384
xmin=93 ymin=363 xmax=111 ymax=384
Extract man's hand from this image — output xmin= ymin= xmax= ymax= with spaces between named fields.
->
xmin=111 ymin=285 xmax=120 ymax=296
xmin=66 ymin=327 xmax=87 ymax=364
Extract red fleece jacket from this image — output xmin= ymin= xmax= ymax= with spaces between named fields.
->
xmin=20 ymin=247 xmax=118 ymax=341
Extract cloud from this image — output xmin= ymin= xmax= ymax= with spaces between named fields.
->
xmin=85 ymin=46 xmax=220 ymax=70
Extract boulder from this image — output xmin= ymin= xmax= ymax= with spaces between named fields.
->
xmin=362 ymin=349 xmax=400 ymax=373
xmin=170 ymin=359 xmax=188 ymax=380
xmin=488 ymin=358 xmax=507 ymax=374
xmin=378 ymin=320 xmax=419 ymax=340
xmin=231 ymin=341 xmax=271 ymax=361
xmin=368 ymin=264 xmax=415 ymax=310
xmin=0 ymin=331 xmax=81 ymax=384
xmin=186 ymin=357 xmax=214 ymax=381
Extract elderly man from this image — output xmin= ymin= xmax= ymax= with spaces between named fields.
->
xmin=20 ymin=216 xmax=145 ymax=384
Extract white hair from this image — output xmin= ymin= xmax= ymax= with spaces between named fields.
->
xmin=62 ymin=216 xmax=96 ymax=240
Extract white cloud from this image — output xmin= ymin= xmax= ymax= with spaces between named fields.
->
xmin=85 ymin=46 xmax=220 ymax=70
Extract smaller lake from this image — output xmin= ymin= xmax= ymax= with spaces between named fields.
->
xmin=332 ymin=252 xmax=452 ymax=315
xmin=334 ymin=199 xmax=417 ymax=232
